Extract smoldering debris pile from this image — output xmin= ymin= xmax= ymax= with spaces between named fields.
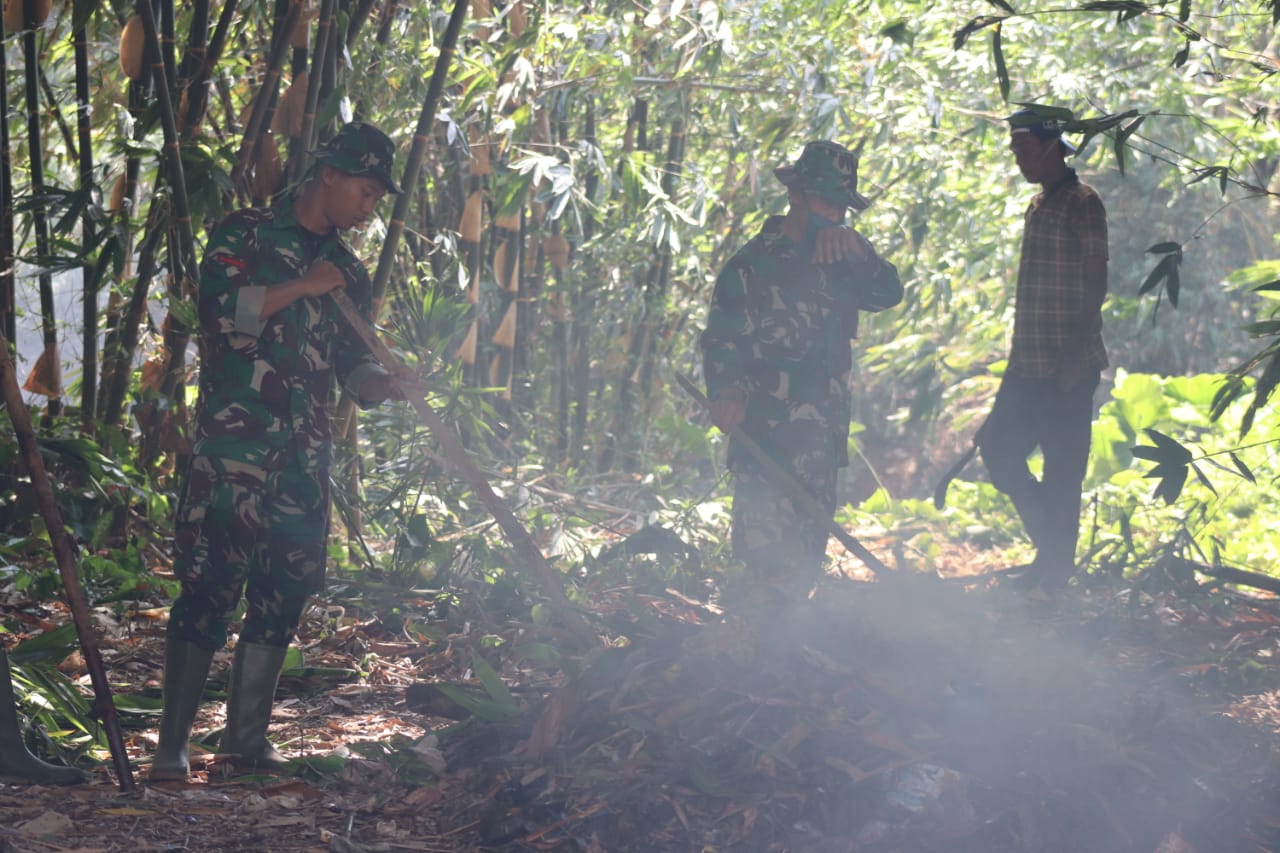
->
xmin=433 ymin=579 xmax=1280 ymax=852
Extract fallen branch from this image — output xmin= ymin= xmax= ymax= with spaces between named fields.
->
xmin=1169 ymin=556 xmax=1280 ymax=597
xmin=674 ymin=372 xmax=892 ymax=577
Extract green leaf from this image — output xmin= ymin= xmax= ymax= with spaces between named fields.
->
xmin=1138 ymin=254 xmax=1174 ymax=296
xmin=1172 ymin=38 xmax=1191 ymax=68
xmin=1150 ymin=464 xmax=1188 ymax=504
xmin=1228 ymin=452 xmax=1256 ymax=483
xmin=1242 ymin=320 xmax=1280 ymax=336
xmin=1130 ymin=445 xmax=1164 ymax=462
xmin=953 ymin=14 xmax=1005 ymax=50
xmin=472 ymin=655 xmax=519 ymax=714
xmin=9 ymin=625 xmax=80 ymax=665
xmin=1117 ymin=115 xmax=1146 ymax=147
xmin=1142 ymin=427 xmax=1194 ymax=464
xmin=992 ymin=26 xmax=1010 ymax=103
xmin=1189 ymin=461 xmax=1216 ymax=496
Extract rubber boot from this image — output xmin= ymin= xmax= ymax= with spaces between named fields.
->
xmin=150 ymin=639 xmax=216 ymax=781
xmin=0 ymin=650 xmax=87 ymax=785
xmin=219 ymin=642 xmax=289 ymax=774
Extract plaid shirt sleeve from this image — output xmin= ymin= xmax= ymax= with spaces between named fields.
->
xmin=1075 ymin=192 xmax=1108 ymax=260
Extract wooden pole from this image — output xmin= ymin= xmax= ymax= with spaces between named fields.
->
xmin=0 ymin=335 xmax=136 ymax=791
xmin=328 ymin=291 xmax=598 ymax=648
xmin=674 ymin=372 xmax=892 ymax=577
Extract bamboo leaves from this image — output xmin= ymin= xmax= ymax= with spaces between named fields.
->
xmin=991 ymin=24 xmax=1009 ymax=104
xmin=1140 ymin=241 xmax=1182 ymax=309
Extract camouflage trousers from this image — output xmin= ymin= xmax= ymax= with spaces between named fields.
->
xmin=730 ymin=449 xmax=838 ymax=587
xmin=167 ymin=454 xmax=330 ymax=651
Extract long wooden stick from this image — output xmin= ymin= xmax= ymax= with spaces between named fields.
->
xmin=0 ymin=336 xmax=136 ymax=791
xmin=329 ymin=291 xmax=597 ymax=648
xmin=675 ymin=372 xmax=891 ymax=577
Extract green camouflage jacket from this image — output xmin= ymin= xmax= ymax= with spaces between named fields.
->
xmin=700 ymin=216 xmax=902 ymax=471
xmin=192 ymin=200 xmax=381 ymax=473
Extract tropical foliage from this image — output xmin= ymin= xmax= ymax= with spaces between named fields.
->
xmin=1 ymin=0 xmax=1278 ymax=673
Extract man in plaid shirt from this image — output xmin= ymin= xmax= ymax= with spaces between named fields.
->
xmin=977 ymin=108 xmax=1108 ymax=589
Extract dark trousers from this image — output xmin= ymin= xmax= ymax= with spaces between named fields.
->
xmin=976 ymin=371 xmax=1100 ymax=575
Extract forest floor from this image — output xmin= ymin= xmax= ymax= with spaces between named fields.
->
xmin=2 ymin=536 xmax=1280 ymax=853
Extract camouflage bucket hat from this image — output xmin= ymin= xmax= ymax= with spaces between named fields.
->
xmin=311 ymin=121 xmax=401 ymax=194
xmin=774 ymin=140 xmax=870 ymax=211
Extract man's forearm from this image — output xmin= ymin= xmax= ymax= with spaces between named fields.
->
xmin=260 ymin=278 xmax=316 ymax=321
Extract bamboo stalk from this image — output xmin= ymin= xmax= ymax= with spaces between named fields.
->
xmin=96 ymin=47 xmax=153 ymax=423
xmin=368 ymin=0 xmax=469 ymax=311
xmin=349 ymin=0 xmax=399 ymax=117
xmin=326 ymin=0 xmax=468 ymax=426
xmin=99 ymin=213 xmax=165 ymax=429
xmin=21 ymin=0 xmax=62 ymax=417
xmin=176 ymin=0 xmax=214 ymax=138
xmin=568 ymin=102 xmax=598 ymax=466
xmin=601 ymin=111 xmax=685 ymax=471
xmin=73 ymin=0 xmax=96 ymax=432
xmin=136 ymin=0 xmax=201 ymax=471
xmin=1 ymin=6 xmax=15 ymax=345
xmin=37 ymin=69 xmax=77 ymax=161
xmin=0 ymin=333 xmax=137 ymax=791
xmin=343 ymin=0 xmax=378 ymax=48
xmin=292 ymin=0 xmax=336 ymax=180
xmin=229 ymin=0 xmax=302 ymax=202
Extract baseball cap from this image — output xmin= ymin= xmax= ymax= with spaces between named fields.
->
xmin=1008 ymin=107 xmax=1077 ymax=155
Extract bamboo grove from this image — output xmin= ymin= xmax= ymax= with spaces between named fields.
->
xmin=1 ymin=0 xmax=782 ymax=485
xmin=2 ymin=0 xmax=1280 ymax=568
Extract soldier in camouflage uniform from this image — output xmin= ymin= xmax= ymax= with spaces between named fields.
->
xmin=701 ymin=141 xmax=902 ymax=596
xmin=151 ymin=122 xmax=404 ymax=780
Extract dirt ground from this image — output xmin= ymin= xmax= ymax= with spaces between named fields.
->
xmin=2 ymin=549 xmax=1280 ymax=853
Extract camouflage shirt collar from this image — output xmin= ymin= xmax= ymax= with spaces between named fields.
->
xmin=759 ymin=215 xmax=802 ymax=258
xmin=272 ymin=197 xmax=345 ymax=251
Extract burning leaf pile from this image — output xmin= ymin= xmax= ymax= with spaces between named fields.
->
xmin=432 ymin=578 xmax=1280 ymax=852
